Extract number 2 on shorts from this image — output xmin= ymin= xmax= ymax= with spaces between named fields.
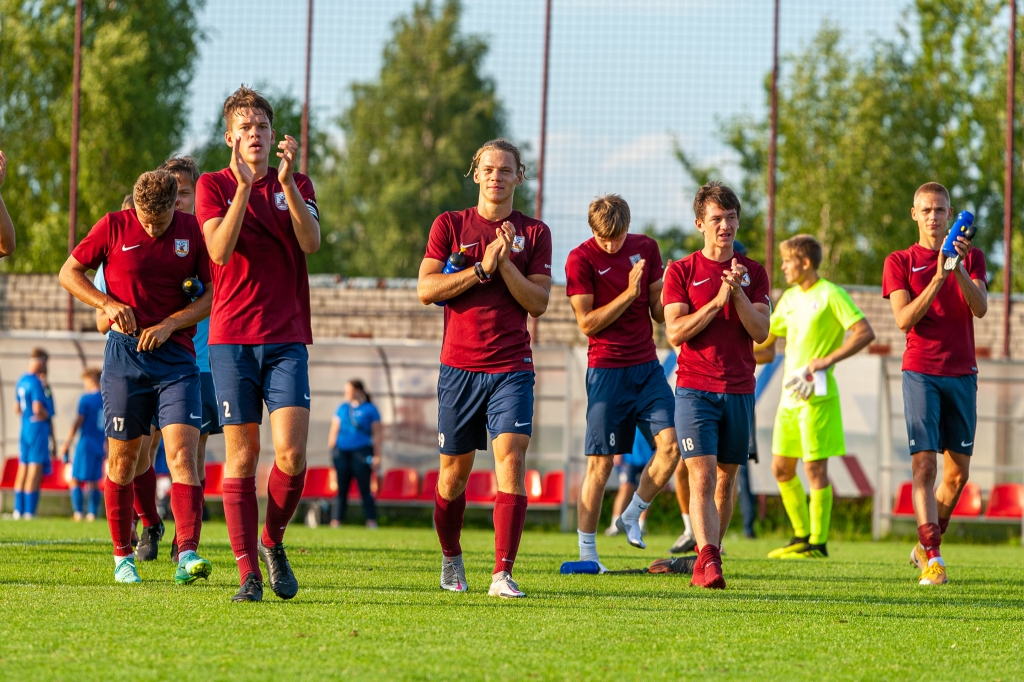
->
xmin=223 ymin=401 xmax=231 ymax=419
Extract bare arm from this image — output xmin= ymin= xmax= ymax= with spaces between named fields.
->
xmin=327 ymin=416 xmax=340 ymax=450
xmin=59 ymin=256 xmax=138 ymax=334
xmin=889 ymin=248 xmax=949 ymax=333
xmin=32 ymin=400 xmax=49 ymax=421
xmin=371 ymin=420 xmax=384 ymax=469
xmin=731 ymin=294 xmax=771 ymax=344
xmin=648 ymin=278 xmax=665 ymax=324
xmin=501 ymin=265 xmax=551 ymax=318
xmin=95 ymin=309 xmax=111 ymax=334
xmin=952 ymin=246 xmax=988 ymax=319
xmin=417 ymin=231 xmax=507 ymax=305
xmin=807 ymin=318 xmax=876 ymax=372
xmin=664 ymin=285 xmax=729 ymax=346
xmin=0 ymin=151 xmax=15 ymax=258
xmin=203 ymin=135 xmax=253 ymax=265
xmin=60 ymin=415 xmax=85 ymax=459
xmin=276 ymin=135 xmax=320 ymax=254
xmin=569 ymin=259 xmax=647 ymax=336
xmin=753 ymin=333 xmax=777 ymax=364
xmin=136 ymin=283 xmax=214 ymax=352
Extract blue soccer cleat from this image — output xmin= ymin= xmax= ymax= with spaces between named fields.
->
xmin=114 ymin=556 xmax=142 ymax=584
xmin=174 ymin=550 xmax=213 ymax=585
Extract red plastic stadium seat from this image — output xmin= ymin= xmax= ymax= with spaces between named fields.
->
xmin=302 ymin=467 xmax=337 ymax=499
xmin=418 ymin=470 xmax=439 ymax=501
xmin=465 ymin=470 xmax=498 ymax=503
xmin=0 ymin=457 xmax=17 ymax=489
xmin=892 ymin=482 xmax=915 ymax=516
xmin=985 ymin=483 xmax=1024 ymax=519
xmin=378 ymin=468 xmax=419 ymax=501
xmin=950 ymin=482 xmax=982 ymax=518
xmin=40 ymin=459 xmax=69 ymax=490
xmin=204 ymin=463 xmax=225 ymax=496
xmin=348 ymin=479 xmax=360 ymax=501
xmin=538 ymin=470 xmax=565 ymax=505
xmin=524 ymin=469 xmax=544 ymax=503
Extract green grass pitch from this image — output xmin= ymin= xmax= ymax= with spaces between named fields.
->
xmin=1 ymin=519 xmax=1022 ymax=681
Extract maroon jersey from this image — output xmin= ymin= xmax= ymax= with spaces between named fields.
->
xmin=194 ymin=167 xmax=318 ymax=345
xmin=424 ymin=208 xmax=552 ymax=373
xmin=73 ymin=210 xmax=210 ymax=355
xmin=662 ymin=250 xmax=770 ymax=393
xmin=564 ymin=234 xmax=663 ymax=369
xmin=882 ymin=243 xmax=986 ymax=376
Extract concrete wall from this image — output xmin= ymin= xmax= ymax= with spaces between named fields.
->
xmin=2 ymin=274 xmax=1023 ymax=358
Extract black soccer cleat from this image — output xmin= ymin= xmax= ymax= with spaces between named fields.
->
xmin=135 ymin=521 xmax=164 ymax=562
xmin=258 ymin=539 xmax=299 ymax=600
xmin=169 ymin=538 xmax=179 ymax=564
xmin=231 ymin=573 xmax=264 ymax=602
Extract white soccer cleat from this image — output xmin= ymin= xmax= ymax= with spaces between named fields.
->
xmin=603 ymin=521 xmax=620 ymax=537
xmin=615 ymin=516 xmax=646 ymax=549
xmin=440 ymin=554 xmax=468 ymax=593
xmin=11 ymin=510 xmax=20 ymax=520
xmin=488 ymin=571 xmax=525 ymax=598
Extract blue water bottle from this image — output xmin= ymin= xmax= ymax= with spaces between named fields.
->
xmin=434 ymin=249 xmax=468 ymax=307
xmin=941 ymin=211 xmax=976 ymax=271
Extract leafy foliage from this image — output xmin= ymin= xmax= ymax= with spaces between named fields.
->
xmin=0 ymin=0 xmax=202 ymax=272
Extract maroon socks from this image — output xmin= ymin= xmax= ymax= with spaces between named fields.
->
xmin=223 ymin=476 xmax=261 ymax=583
xmin=261 ymin=464 xmax=306 ymax=548
xmin=918 ymin=522 xmax=942 ymax=560
xmin=493 ymin=492 xmax=528 ymax=575
xmin=434 ymin=488 xmax=466 ymax=557
xmin=133 ymin=466 xmax=161 ymax=528
xmin=105 ymin=478 xmax=135 ymax=557
xmin=170 ymin=483 xmax=204 ymax=554
xmin=938 ymin=516 xmax=950 ymax=535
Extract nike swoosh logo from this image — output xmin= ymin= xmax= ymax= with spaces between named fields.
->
xmin=235 ymin=555 xmax=245 ymax=561
xmin=514 ymin=421 xmax=530 ymax=427
xmin=460 ymin=242 xmax=479 ymax=249
xmin=201 ymin=421 xmax=211 ymax=429
xmin=961 ymin=441 xmax=973 ymax=447
xmin=121 ymin=244 xmax=141 ymax=251
xmin=304 ymin=393 xmax=310 ymax=400
xmin=598 ymin=267 xmax=611 ymax=275
xmin=694 ymin=278 xmax=710 ymax=285
xmin=190 ymin=413 xmax=200 ymax=420
xmin=912 ymin=265 xmax=929 ymax=272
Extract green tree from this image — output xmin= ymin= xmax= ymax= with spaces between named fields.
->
xmin=677 ymin=0 xmax=1018 ymax=287
xmin=191 ymin=88 xmax=329 ymax=183
xmin=0 ymin=0 xmax=202 ymax=272
xmin=317 ymin=0 xmax=532 ymax=277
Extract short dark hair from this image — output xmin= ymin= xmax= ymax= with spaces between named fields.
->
xmin=780 ymin=234 xmax=823 ymax=270
xmin=81 ymin=367 xmax=102 ymax=382
xmin=588 ymin=194 xmax=631 ymax=240
xmin=121 ymin=193 xmax=135 ymax=211
xmin=30 ymin=347 xmax=48 ymax=359
xmin=133 ymin=170 xmax=178 ymax=215
xmin=159 ymin=156 xmax=201 ymax=187
xmin=222 ymin=84 xmax=274 ymax=129
xmin=693 ymin=181 xmax=741 ymax=222
xmin=914 ymin=182 xmax=950 ymax=204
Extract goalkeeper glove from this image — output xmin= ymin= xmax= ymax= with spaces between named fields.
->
xmin=784 ymin=366 xmax=815 ymax=401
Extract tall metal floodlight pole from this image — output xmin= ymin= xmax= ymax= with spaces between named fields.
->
xmin=301 ymin=0 xmax=314 ymax=176
xmin=1005 ymin=0 xmax=1017 ymax=359
xmin=536 ymin=0 xmax=552 ymax=222
xmin=67 ymin=0 xmax=84 ymax=332
xmin=765 ymin=0 xmax=780 ymax=285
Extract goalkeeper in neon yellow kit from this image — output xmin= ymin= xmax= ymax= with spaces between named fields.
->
xmin=756 ymin=235 xmax=875 ymax=558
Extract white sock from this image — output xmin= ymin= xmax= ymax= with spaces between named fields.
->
xmin=114 ymin=555 xmax=132 ymax=568
xmin=608 ymin=515 xmax=619 ymax=528
xmin=928 ymin=556 xmax=945 ymax=567
xmin=622 ymin=493 xmax=649 ymax=521
xmin=639 ymin=518 xmax=647 ymax=533
xmin=578 ymin=531 xmax=599 ymax=562
xmin=682 ymin=513 xmax=693 ymax=536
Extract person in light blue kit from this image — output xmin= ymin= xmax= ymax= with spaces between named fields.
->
xmin=327 ymin=380 xmax=382 ymax=529
xmin=59 ymin=367 xmax=106 ymax=521
xmin=14 ymin=347 xmax=55 ymax=519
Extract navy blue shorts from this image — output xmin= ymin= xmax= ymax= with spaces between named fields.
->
xmin=585 ymin=360 xmax=674 ymax=456
xmin=902 ymin=371 xmax=977 ymax=456
xmin=199 ymin=371 xmax=222 ymax=435
xmin=209 ymin=343 xmax=310 ymax=426
xmin=617 ymin=463 xmax=644 ymax=487
xmin=102 ymin=331 xmax=202 ymax=440
xmin=674 ymin=387 xmax=754 ymax=465
xmin=436 ymin=364 xmax=534 ymax=455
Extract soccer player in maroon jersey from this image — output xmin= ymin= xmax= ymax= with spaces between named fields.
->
xmin=0 ymin=149 xmax=15 ymax=257
xmin=417 ymin=139 xmax=552 ymax=598
xmin=59 ymin=171 xmax=213 ymax=585
xmin=616 ymin=182 xmax=770 ymax=588
xmin=563 ymin=195 xmax=677 ymax=571
xmin=882 ymin=182 xmax=987 ymax=586
xmin=195 ymin=86 xmax=321 ymax=602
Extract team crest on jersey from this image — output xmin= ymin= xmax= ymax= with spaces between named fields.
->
xmin=512 ymin=235 xmax=525 ymax=252
xmin=812 ymin=300 xmax=822 ymax=311
xmin=274 ymin=192 xmax=288 ymax=210
xmin=741 ymin=273 xmax=751 ymax=287
xmin=174 ymin=239 xmax=189 ymax=257
xmin=629 ymin=254 xmax=641 ymax=266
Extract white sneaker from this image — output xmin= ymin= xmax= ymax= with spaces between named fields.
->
xmin=488 ymin=571 xmax=525 ymax=598
xmin=86 ymin=513 xmax=96 ymax=522
xmin=615 ymin=515 xmax=646 ymax=549
xmin=440 ymin=554 xmax=468 ymax=593
xmin=11 ymin=510 xmax=20 ymax=520
xmin=603 ymin=524 xmax=619 ymax=537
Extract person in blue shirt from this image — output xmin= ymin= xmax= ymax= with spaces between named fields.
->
xmin=604 ymin=426 xmax=653 ymax=536
xmin=327 ymin=380 xmax=382 ymax=529
xmin=59 ymin=368 xmax=106 ymax=521
xmin=14 ymin=347 xmax=55 ymax=519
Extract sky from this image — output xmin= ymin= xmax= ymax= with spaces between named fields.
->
xmin=186 ymin=0 xmax=908 ymax=278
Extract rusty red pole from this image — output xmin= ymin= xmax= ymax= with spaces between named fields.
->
xmin=1004 ymin=0 xmax=1016 ymax=359
xmin=67 ymin=0 xmax=83 ymax=332
xmin=535 ymin=0 xmax=552 ymax=221
xmin=765 ymin=0 xmax=779 ymax=284
xmin=301 ymin=0 xmax=313 ymax=176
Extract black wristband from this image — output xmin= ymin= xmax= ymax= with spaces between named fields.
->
xmin=474 ymin=262 xmax=491 ymax=282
